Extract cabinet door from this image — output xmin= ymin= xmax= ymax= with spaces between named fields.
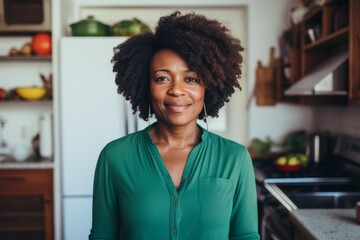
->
xmin=350 ymin=0 xmax=360 ymax=102
xmin=63 ymin=197 xmax=92 ymax=240
xmin=0 ymin=169 xmax=53 ymax=240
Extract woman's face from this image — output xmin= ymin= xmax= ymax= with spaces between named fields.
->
xmin=149 ymin=49 xmax=205 ymax=128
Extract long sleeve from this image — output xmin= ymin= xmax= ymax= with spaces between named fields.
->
xmin=229 ymin=150 xmax=260 ymax=240
xmin=89 ymin=146 xmax=119 ymax=240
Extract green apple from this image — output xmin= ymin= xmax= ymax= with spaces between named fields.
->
xmin=296 ymin=154 xmax=309 ymax=166
xmin=288 ymin=156 xmax=301 ymax=166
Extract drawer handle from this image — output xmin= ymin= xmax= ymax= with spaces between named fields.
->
xmin=0 ymin=176 xmax=25 ymax=183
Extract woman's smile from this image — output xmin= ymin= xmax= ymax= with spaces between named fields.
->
xmin=164 ymin=101 xmax=192 ymax=112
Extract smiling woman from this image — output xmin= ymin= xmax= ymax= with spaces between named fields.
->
xmin=149 ymin=49 xmax=206 ymax=132
xmin=89 ymin=11 xmax=259 ymax=240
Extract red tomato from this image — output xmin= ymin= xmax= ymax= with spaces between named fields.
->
xmin=0 ymin=88 xmax=6 ymax=100
xmin=31 ymin=33 xmax=52 ymax=55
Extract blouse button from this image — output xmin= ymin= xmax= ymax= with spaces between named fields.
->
xmin=172 ymin=227 xmax=177 ymax=233
xmin=173 ymin=197 xmax=178 ymax=204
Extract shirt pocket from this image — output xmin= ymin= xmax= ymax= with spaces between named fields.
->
xmin=198 ymin=177 xmax=235 ymax=228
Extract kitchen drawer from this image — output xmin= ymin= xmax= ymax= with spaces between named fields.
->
xmin=0 ymin=169 xmax=53 ymax=188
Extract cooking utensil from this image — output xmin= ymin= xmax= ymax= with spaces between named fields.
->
xmin=70 ymin=16 xmax=110 ymax=36
xmin=111 ymin=18 xmax=152 ymax=36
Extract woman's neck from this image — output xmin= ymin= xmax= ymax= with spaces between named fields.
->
xmin=150 ymin=122 xmax=202 ymax=148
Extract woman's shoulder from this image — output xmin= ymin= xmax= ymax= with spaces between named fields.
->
xmin=103 ymin=129 xmax=146 ymax=153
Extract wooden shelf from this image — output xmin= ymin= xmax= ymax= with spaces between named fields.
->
xmin=0 ymin=100 xmax=52 ymax=105
xmin=0 ymin=55 xmax=52 ymax=61
xmin=303 ymin=27 xmax=349 ymax=50
xmin=0 ymin=31 xmax=51 ymax=36
xmin=302 ymin=5 xmax=322 ymax=22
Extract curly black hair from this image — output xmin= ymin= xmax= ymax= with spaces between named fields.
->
xmin=111 ymin=11 xmax=244 ymax=121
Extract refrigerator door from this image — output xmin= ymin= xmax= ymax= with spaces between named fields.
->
xmin=60 ymin=37 xmax=129 ymax=196
xmin=63 ymin=197 xmax=92 ymax=240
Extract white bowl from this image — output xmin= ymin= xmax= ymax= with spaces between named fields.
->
xmin=11 ymin=145 xmax=31 ymax=161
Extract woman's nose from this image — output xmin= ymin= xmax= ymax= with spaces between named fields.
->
xmin=168 ymin=80 xmax=185 ymax=96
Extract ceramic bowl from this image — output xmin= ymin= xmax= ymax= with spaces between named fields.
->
xmin=11 ymin=145 xmax=31 ymax=161
xmin=16 ymin=87 xmax=46 ymax=100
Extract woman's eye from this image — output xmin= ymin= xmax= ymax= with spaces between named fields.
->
xmin=155 ymin=76 xmax=169 ymax=82
xmin=186 ymin=77 xmax=199 ymax=83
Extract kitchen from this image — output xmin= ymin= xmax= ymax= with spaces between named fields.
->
xmin=0 ymin=0 xmax=359 ymax=239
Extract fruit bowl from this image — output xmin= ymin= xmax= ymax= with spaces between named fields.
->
xmin=274 ymin=154 xmax=308 ymax=172
xmin=275 ymin=162 xmax=302 ymax=172
xmin=15 ymin=87 xmax=46 ymax=100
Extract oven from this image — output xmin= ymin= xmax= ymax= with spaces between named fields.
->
xmin=254 ymin=134 xmax=360 ymax=240
xmin=261 ymin=194 xmax=293 ymax=240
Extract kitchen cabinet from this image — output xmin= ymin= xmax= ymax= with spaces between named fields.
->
xmin=0 ymin=169 xmax=53 ymax=240
xmin=297 ymin=0 xmax=348 ymax=105
xmin=349 ymin=0 xmax=360 ymax=104
xmin=279 ymin=0 xmax=360 ymax=106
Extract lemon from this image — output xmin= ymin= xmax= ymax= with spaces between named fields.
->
xmin=288 ymin=156 xmax=301 ymax=166
xmin=276 ymin=156 xmax=287 ymax=165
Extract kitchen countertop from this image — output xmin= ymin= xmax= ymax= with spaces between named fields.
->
xmin=0 ymin=159 xmax=53 ymax=169
xmin=290 ymin=209 xmax=360 ymax=240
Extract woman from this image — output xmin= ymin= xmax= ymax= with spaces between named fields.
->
xmin=89 ymin=11 xmax=259 ymax=240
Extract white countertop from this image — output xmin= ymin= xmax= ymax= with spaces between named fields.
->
xmin=0 ymin=159 xmax=53 ymax=169
xmin=290 ymin=209 xmax=360 ymax=240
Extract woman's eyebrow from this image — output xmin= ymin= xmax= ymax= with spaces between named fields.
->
xmin=153 ymin=69 xmax=196 ymax=74
xmin=153 ymin=69 xmax=170 ymax=74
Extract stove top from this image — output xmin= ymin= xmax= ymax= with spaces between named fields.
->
xmin=254 ymin=134 xmax=360 ymax=185
xmin=253 ymin=160 xmax=352 ymax=184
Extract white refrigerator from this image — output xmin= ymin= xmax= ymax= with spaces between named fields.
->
xmin=59 ymin=37 xmax=146 ymax=239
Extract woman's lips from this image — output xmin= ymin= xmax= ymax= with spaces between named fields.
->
xmin=164 ymin=102 xmax=191 ymax=112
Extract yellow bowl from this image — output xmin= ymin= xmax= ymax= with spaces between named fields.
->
xmin=16 ymin=87 xmax=47 ymax=100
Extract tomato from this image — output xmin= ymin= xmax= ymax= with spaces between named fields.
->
xmin=31 ymin=33 xmax=52 ymax=55
xmin=0 ymin=88 xmax=6 ymax=100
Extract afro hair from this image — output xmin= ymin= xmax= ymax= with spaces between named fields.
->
xmin=111 ymin=11 xmax=244 ymax=121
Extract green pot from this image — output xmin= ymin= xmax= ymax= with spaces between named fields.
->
xmin=111 ymin=18 xmax=152 ymax=36
xmin=70 ymin=16 xmax=110 ymax=36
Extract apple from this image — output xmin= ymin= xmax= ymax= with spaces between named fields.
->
xmin=288 ymin=156 xmax=301 ymax=166
xmin=297 ymin=154 xmax=309 ymax=166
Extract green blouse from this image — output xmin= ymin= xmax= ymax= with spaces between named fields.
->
xmin=89 ymin=125 xmax=259 ymax=240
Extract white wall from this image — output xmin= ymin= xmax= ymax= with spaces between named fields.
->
xmin=314 ymin=106 xmax=360 ymax=137
xmin=246 ymin=0 xmax=314 ymax=143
